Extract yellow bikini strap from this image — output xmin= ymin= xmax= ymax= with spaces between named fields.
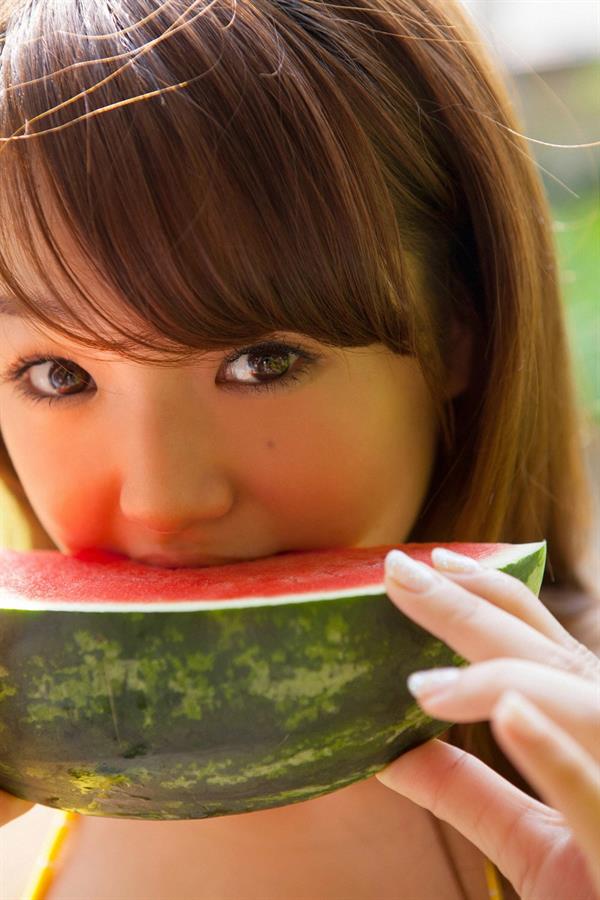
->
xmin=21 ymin=810 xmax=79 ymax=900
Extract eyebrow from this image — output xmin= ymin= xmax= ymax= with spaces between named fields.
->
xmin=0 ymin=295 xmax=80 ymax=325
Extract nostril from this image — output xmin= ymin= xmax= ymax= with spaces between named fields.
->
xmin=120 ymin=510 xmax=199 ymax=535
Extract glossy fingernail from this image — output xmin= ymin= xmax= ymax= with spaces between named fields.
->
xmin=407 ymin=667 xmax=461 ymax=697
xmin=385 ymin=550 xmax=436 ymax=592
xmin=431 ymin=547 xmax=481 ymax=573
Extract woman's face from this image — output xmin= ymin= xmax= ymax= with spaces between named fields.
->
xmin=0 ymin=303 xmax=446 ymax=565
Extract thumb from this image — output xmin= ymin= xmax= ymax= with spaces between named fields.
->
xmin=0 ymin=789 xmax=34 ymax=826
xmin=375 ymin=739 xmax=560 ymax=895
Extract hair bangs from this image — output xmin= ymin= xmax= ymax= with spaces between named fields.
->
xmin=0 ymin=0 xmax=418 ymax=363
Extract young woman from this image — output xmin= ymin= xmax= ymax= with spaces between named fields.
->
xmin=0 ymin=1 xmax=598 ymax=897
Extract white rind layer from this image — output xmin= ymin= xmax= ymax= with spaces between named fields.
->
xmin=0 ymin=541 xmax=545 ymax=613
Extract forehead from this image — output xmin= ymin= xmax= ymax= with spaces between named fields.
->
xmin=0 ymin=288 xmax=178 ymax=357
xmin=0 ymin=288 xmax=146 ymax=344
xmin=0 ymin=295 xmax=71 ymax=322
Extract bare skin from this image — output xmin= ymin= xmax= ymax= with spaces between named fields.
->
xmin=3 ymin=775 xmax=499 ymax=900
xmin=0 ymin=316 xmax=443 ymax=561
xmin=0 ymin=260 xmax=478 ymax=897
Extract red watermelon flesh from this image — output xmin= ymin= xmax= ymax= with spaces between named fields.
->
xmin=0 ymin=542 xmax=528 ymax=608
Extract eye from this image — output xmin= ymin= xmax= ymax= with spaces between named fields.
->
xmin=5 ymin=356 xmax=95 ymax=406
xmin=31 ymin=359 xmax=91 ymax=394
xmin=217 ymin=341 xmax=319 ymax=392
xmin=1 ymin=341 xmax=321 ymax=407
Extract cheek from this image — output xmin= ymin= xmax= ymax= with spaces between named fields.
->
xmin=0 ymin=408 xmax=108 ymax=546
xmin=235 ymin=376 xmax=438 ymax=545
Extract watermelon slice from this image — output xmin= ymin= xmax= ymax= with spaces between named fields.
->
xmin=0 ymin=541 xmax=545 ymax=820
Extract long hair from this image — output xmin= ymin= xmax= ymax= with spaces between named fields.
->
xmin=0 ymin=0 xmax=597 ymax=786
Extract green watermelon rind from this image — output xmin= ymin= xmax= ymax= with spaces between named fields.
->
xmin=0 ymin=541 xmax=545 ymax=819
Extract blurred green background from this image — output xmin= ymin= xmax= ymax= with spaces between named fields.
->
xmin=461 ymin=0 xmax=599 ymax=574
xmin=511 ymin=52 xmax=599 ymax=573
xmin=555 ymin=187 xmax=599 ymax=423
xmin=462 ymin=3 xmax=599 ymax=424
xmin=461 ymin=0 xmax=599 ymax=601
xmin=517 ymin=58 xmax=600 ymax=424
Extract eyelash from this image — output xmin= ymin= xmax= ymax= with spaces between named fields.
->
xmin=1 ymin=341 xmax=319 ymax=408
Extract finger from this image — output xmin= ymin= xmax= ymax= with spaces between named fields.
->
xmin=430 ymin=548 xmax=574 ymax=646
xmin=407 ymin=659 xmax=600 ymax=760
xmin=384 ymin=550 xmax=570 ymax=669
xmin=492 ymin=691 xmax=600 ymax=892
xmin=375 ymin=738 xmax=563 ymax=897
xmin=0 ymin=789 xmax=34 ymax=826
xmin=430 ymin=549 xmax=600 ymax=680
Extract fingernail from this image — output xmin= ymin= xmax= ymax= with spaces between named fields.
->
xmin=407 ymin=667 xmax=461 ymax=698
xmin=431 ymin=547 xmax=481 ymax=573
xmin=375 ymin=764 xmax=396 ymax=789
xmin=385 ymin=550 xmax=436 ymax=592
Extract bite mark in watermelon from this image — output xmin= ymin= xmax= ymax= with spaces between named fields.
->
xmin=0 ymin=541 xmax=546 ymax=819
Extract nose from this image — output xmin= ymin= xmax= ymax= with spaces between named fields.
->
xmin=120 ymin=470 xmax=234 ymax=535
xmin=118 ymin=405 xmax=235 ymax=534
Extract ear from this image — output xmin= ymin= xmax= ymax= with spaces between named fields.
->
xmin=444 ymin=318 xmax=473 ymax=400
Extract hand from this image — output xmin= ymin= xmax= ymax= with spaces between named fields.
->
xmin=375 ymin=547 xmax=600 ymax=900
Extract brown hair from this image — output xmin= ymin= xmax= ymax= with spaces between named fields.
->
xmin=0 ymin=0 xmax=597 ymax=784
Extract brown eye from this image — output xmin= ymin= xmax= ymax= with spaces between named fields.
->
xmin=29 ymin=359 xmax=92 ymax=397
xmin=217 ymin=340 xmax=322 ymax=394
xmin=220 ymin=343 xmax=309 ymax=388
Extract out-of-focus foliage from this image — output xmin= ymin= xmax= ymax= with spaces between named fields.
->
xmin=554 ymin=191 xmax=599 ymax=422
xmin=507 ymin=58 xmax=599 ymax=423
